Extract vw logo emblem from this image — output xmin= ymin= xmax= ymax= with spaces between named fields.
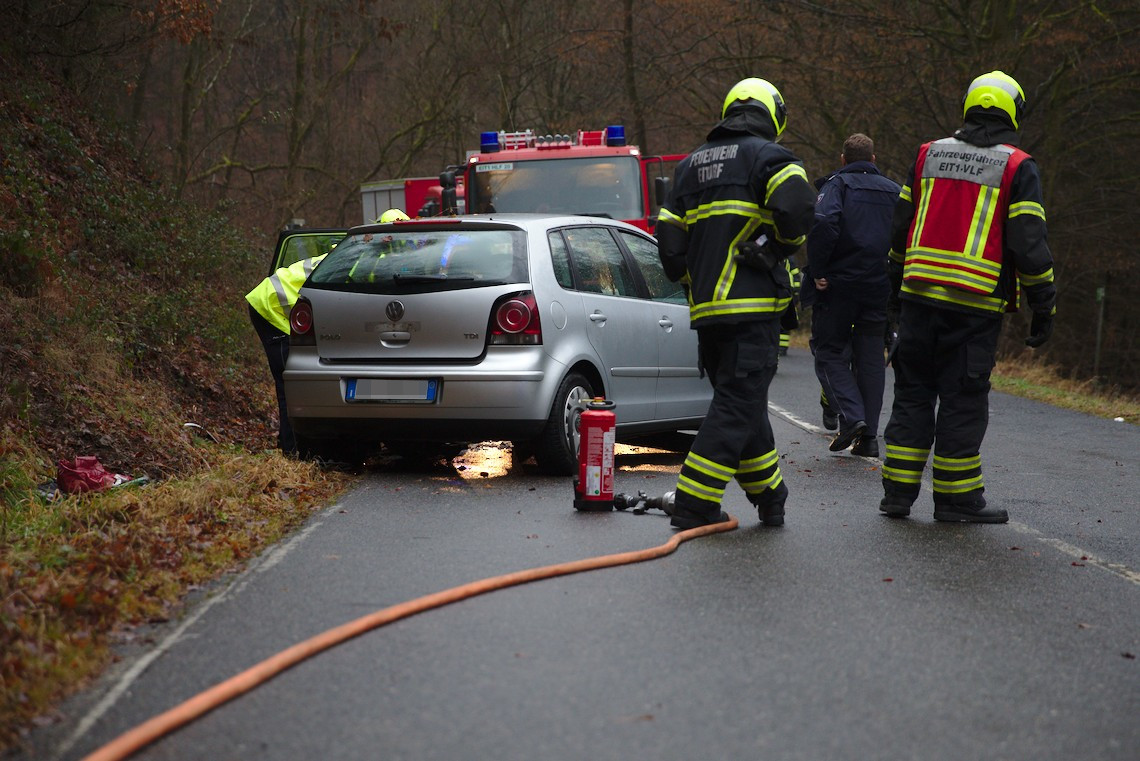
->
xmin=385 ymin=300 xmax=405 ymax=321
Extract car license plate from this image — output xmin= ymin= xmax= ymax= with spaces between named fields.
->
xmin=345 ymin=378 xmax=438 ymax=403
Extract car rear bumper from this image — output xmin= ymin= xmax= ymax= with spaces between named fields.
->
xmin=284 ymin=347 xmax=558 ymax=442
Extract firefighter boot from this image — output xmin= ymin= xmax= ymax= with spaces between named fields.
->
xmin=667 ymin=492 xmax=729 ymax=530
xmin=934 ymin=497 xmax=1008 ymax=524
xmin=752 ymin=481 xmax=788 ymax=527
xmin=879 ymin=495 xmax=912 ymax=518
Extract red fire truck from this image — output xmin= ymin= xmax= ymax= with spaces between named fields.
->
xmin=361 ymin=125 xmax=685 ymax=234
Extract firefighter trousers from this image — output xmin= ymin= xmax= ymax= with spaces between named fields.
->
xmin=674 ymin=320 xmax=785 ymax=518
xmin=882 ymin=300 xmax=1002 ymax=506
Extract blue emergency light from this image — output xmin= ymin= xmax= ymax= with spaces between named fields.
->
xmin=480 ymin=131 xmax=501 ymax=153
xmin=605 ymin=125 xmax=626 ymax=147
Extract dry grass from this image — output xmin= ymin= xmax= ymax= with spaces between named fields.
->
xmin=789 ymin=325 xmax=1138 ymax=424
xmin=992 ymin=357 xmax=1140 ymax=423
xmin=0 ymin=442 xmax=349 ymax=752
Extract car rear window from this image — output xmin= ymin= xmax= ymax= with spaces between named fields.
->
xmin=307 ymin=229 xmax=528 ymax=292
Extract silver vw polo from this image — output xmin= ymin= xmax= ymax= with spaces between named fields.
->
xmin=283 ymin=214 xmax=710 ymax=474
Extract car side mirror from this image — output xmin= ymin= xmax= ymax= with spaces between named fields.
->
xmin=654 ymin=176 xmax=671 ymax=206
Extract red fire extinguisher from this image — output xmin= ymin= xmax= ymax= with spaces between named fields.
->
xmin=573 ymin=397 xmax=616 ymax=511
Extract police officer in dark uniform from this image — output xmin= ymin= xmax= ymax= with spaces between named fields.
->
xmin=807 ymin=133 xmax=900 ymax=457
xmin=656 ymin=77 xmax=815 ymax=528
xmin=881 ymin=71 xmax=1056 ymax=523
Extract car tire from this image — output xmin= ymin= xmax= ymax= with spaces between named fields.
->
xmin=532 ymin=372 xmax=595 ymax=476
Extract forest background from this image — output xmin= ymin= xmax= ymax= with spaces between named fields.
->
xmin=4 ymin=0 xmax=1139 ymax=389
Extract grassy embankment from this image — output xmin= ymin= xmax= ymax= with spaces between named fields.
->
xmin=0 ymin=59 xmax=349 ymax=752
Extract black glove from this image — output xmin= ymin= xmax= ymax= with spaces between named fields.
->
xmin=734 ymin=240 xmax=780 ymax=271
xmin=780 ymin=303 xmax=799 ymax=332
xmin=884 ymin=323 xmax=898 ymax=351
xmin=1025 ymin=310 xmax=1054 ymax=348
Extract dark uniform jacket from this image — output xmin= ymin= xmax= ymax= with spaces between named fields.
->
xmin=657 ymin=111 xmax=815 ymax=328
xmin=889 ymin=115 xmax=1056 ymax=318
xmin=807 ymin=161 xmax=900 ymax=288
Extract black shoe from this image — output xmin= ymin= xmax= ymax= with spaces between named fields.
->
xmin=821 ymin=409 xmax=839 ymax=431
xmin=851 ymin=435 xmax=879 ymax=458
xmin=879 ymin=495 xmax=912 ymax=518
xmin=752 ymin=482 xmax=787 ymax=527
xmin=934 ymin=499 xmax=1008 ymax=524
xmin=829 ymin=420 xmax=866 ymax=452
xmin=669 ymin=504 xmax=730 ymax=530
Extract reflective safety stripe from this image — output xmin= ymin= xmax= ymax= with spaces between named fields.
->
xmin=690 ymin=296 xmax=791 ymax=321
xmin=933 ymin=454 xmax=981 ymax=471
xmin=683 ymin=451 xmax=735 ymax=482
xmin=933 ymin=474 xmax=985 ymax=494
xmin=765 ymin=164 xmax=808 ymax=205
xmin=965 ymin=185 xmax=1000 ymax=260
xmin=883 ymin=466 xmax=924 ymax=484
xmin=904 ymin=247 xmax=1002 ymax=292
xmin=677 ymin=474 xmax=726 ymax=503
xmin=1009 ymin=200 xmax=1045 ymax=221
xmin=911 ymin=177 xmax=935 ymax=251
xmin=738 ymin=450 xmax=779 ymax=473
xmin=683 ymin=199 xmax=768 ymax=226
xmin=899 ymin=184 xmax=913 ymax=204
xmin=900 ymin=281 xmax=1008 ymax=313
xmin=737 ymin=449 xmax=782 ymax=495
xmin=885 ymin=444 xmax=930 ymax=462
xmin=1019 ymin=268 xmax=1054 ymax=287
xmin=658 ymin=207 xmax=687 ymax=230
xmin=739 ymin=471 xmax=782 ymax=494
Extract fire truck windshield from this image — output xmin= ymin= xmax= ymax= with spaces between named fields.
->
xmin=469 ymin=155 xmax=643 ymax=221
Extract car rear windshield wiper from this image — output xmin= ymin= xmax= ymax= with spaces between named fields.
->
xmin=392 ymin=273 xmax=476 ymax=283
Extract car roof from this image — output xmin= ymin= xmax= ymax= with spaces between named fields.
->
xmin=346 ymin=213 xmax=651 ymax=237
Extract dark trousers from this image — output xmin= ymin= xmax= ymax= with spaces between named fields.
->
xmin=674 ymin=320 xmax=784 ymax=517
xmin=249 ymin=305 xmax=295 ymax=453
xmin=811 ymin=282 xmax=888 ymax=435
xmin=882 ymin=300 xmax=1002 ymax=506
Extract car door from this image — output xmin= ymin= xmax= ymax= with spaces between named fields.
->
xmin=613 ymin=229 xmax=709 ymax=421
xmin=554 ymin=225 xmax=659 ymax=423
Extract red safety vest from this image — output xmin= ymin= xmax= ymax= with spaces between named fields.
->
xmin=903 ymin=137 xmax=1029 ymax=313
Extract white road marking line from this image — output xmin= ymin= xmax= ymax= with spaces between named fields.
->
xmin=1010 ymin=522 xmax=1140 ymax=587
xmin=54 ymin=515 xmax=332 ymax=757
xmin=771 ymin=401 xmax=1140 ymax=587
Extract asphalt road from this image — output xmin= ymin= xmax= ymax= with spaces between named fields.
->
xmin=19 ymin=348 xmax=1140 ymax=761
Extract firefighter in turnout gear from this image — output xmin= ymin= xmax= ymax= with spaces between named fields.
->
xmin=657 ymin=77 xmax=815 ymax=528
xmin=880 ymin=71 xmax=1056 ymax=523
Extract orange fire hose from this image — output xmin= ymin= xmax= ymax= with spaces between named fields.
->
xmin=83 ymin=515 xmax=738 ymax=761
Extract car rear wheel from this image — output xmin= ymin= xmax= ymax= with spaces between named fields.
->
xmin=532 ymin=372 xmax=595 ymax=476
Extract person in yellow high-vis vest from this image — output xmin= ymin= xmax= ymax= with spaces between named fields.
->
xmin=880 ymin=72 xmax=1056 ymax=523
xmin=245 ymin=253 xmax=327 ymax=454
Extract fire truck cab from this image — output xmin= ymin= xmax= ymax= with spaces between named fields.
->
xmin=461 ymin=126 xmax=683 ymax=234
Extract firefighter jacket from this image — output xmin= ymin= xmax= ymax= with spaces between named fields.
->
xmin=657 ymin=111 xmax=815 ymax=328
xmin=245 ymin=254 xmax=327 ymax=333
xmin=807 ymin=161 xmax=900 ymax=288
xmin=889 ymin=116 xmax=1056 ymax=317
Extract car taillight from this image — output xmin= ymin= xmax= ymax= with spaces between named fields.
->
xmin=490 ymin=292 xmax=541 ymax=345
xmin=289 ymin=299 xmax=315 ymax=345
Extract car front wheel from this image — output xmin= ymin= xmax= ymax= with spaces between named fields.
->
xmin=532 ymin=372 xmax=596 ymax=476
